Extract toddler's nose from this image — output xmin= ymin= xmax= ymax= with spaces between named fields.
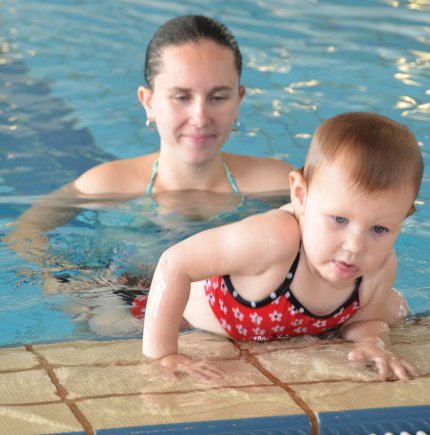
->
xmin=344 ymin=229 xmax=366 ymax=256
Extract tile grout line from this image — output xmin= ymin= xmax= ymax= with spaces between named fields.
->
xmin=238 ymin=345 xmax=319 ymax=435
xmin=25 ymin=344 xmax=95 ymax=435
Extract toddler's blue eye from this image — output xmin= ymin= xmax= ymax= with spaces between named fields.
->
xmin=334 ymin=216 xmax=347 ymax=224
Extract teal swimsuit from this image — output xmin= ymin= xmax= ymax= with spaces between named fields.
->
xmin=145 ymin=159 xmax=240 ymax=194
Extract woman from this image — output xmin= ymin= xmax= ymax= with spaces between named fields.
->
xmin=5 ymin=15 xmax=296 ymax=334
xmin=74 ymin=14 xmax=293 ymax=197
xmin=7 ymin=14 xmax=294 ymax=262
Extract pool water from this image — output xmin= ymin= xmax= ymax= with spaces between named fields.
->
xmin=0 ymin=0 xmax=429 ymax=348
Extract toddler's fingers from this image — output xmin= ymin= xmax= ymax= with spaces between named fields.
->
xmin=347 ymin=349 xmax=365 ymax=362
xmin=389 ymin=358 xmax=419 ymax=381
xmin=372 ymin=357 xmax=389 ymax=381
xmin=348 ymin=351 xmax=390 ymax=380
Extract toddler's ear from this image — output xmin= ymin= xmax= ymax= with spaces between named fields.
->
xmin=289 ymin=170 xmax=307 ymax=213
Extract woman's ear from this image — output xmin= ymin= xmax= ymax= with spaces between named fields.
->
xmin=234 ymin=85 xmax=246 ymax=118
xmin=289 ymin=169 xmax=307 ymax=214
xmin=137 ymin=86 xmax=153 ymax=118
xmin=239 ymin=85 xmax=246 ymax=102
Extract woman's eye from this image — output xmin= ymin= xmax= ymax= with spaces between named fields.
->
xmin=211 ymin=94 xmax=228 ymax=101
xmin=373 ymin=225 xmax=388 ymax=234
xmin=174 ymin=94 xmax=189 ymax=102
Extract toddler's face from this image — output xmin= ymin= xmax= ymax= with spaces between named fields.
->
xmin=300 ymin=161 xmax=414 ymax=283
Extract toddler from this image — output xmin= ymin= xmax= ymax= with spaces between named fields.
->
xmin=142 ymin=112 xmax=423 ymax=381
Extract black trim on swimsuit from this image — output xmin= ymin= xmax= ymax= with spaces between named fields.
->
xmin=286 ymin=276 xmax=361 ymax=319
xmin=222 ymin=251 xmax=361 ymax=318
xmin=222 ymin=251 xmax=300 ymax=309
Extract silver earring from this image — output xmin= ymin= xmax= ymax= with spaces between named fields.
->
xmin=146 ymin=119 xmax=156 ymax=132
xmin=232 ymin=118 xmax=240 ymax=132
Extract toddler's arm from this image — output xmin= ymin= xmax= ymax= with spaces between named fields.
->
xmin=142 ymin=209 xmax=300 ymax=378
xmin=142 ymin=250 xmax=224 ymax=379
xmin=342 ymin=319 xmax=418 ymax=381
xmin=341 ymin=254 xmax=418 ymax=381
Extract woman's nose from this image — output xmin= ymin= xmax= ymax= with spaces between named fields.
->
xmin=190 ymin=100 xmax=209 ymax=127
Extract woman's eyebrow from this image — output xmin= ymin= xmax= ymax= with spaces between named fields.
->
xmin=167 ymin=86 xmax=233 ymax=93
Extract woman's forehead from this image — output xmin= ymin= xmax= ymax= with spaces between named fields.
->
xmin=154 ymin=42 xmax=239 ymax=89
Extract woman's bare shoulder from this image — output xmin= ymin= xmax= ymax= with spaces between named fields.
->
xmin=73 ymin=153 xmax=158 ymax=195
xmin=222 ymin=153 xmax=295 ymax=192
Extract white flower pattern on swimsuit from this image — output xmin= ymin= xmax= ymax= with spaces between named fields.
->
xmin=269 ymin=310 xmax=282 ymax=322
xmin=249 ymin=312 xmax=263 ymax=325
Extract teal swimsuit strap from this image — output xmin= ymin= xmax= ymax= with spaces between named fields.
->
xmin=222 ymin=161 xmax=240 ymax=193
xmin=145 ymin=158 xmax=239 ymax=194
xmin=145 ymin=158 xmax=159 ymax=195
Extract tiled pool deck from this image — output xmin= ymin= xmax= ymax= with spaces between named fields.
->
xmin=0 ymin=317 xmax=429 ymax=435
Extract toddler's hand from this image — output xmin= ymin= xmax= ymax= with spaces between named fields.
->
xmin=347 ymin=342 xmax=419 ymax=381
xmin=151 ymin=353 xmax=224 ymax=381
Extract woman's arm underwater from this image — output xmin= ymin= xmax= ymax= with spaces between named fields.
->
xmin=4 ymin=183 xmax=83 ymax=264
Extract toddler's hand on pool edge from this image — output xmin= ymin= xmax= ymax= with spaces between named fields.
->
xmin=148 ymin=353 xmax=224 ymax=381
xmin=347 ymin=342 xmax=419 ymax=382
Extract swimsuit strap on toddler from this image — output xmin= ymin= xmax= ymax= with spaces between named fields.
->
xmin=145 ymin=159 xmax=240 ymax=194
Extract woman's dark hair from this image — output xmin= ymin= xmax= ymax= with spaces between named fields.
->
xmin=144 ymin=15 xmax=243 ymax=89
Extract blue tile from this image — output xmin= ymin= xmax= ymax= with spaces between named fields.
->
xmin=96 ymin=414 xmax=310 ymax=434
xmin=318 ymin=405 xmax=430 ymax=435
xmin=46 ymin=432 xmax=86 ymax=435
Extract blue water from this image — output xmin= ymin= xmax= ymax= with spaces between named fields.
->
xmin=0 ymin=0 xmax=429 ymax=347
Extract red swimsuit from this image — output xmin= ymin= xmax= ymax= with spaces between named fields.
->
xmin=204 ymin=252 xmax=361 ymax=341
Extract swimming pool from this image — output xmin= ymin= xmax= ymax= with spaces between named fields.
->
xmin=1 ymin=1 xmax=429 ymax=433
xmin=1 ymin=0 xmax=429 ymax=347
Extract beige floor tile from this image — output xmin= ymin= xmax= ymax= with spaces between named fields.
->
xmin=33 ymin=339 xmax=142 ymax=366
xmin=251 ymin=319 xmax=430 ymax=383
xmin=79 ymin=386 xmax=304 ymax=429
xmin=0 ymin=318 xmax=426 ymax=434
xmin=0 ymin=370 xmax=59 ymax=405
xmin=239 ymin=334 xmax=341 ymax=355
xmin=0 ymin=347 xmax=39 ymax=371
xmin=393 ymin=341 xmax=430 ymax=375
xmin=390 ymin=316 xmax=430 ymax=343
xmin=178 ymin=330 xmax=239 ymax=359
xmin=0 ymin=404 xmax=83 ymax=435
xmin=256 ymin=343 xmax=380 ymax=383
xmin=55 ymin=359 xmax=272 ymax=399
xmin=33 ymin=332 xmax=238 ymax=368
xmin=293 ymin=377 xmax=430 ymax=413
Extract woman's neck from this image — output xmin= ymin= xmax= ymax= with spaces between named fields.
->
xmin=155 ymin=152 xmax=228 ymax=192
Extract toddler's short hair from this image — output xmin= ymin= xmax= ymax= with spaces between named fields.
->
xmin=304 ymin=112 xmax=424 ymax=204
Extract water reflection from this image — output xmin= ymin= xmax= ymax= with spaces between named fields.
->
xmin=407 ymin=0 xmax=430 ymax=11
xmin=1 ymin=190 xmax=289 ymax=344
xmin=0 ymin=0 xmax=428 ymax=348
